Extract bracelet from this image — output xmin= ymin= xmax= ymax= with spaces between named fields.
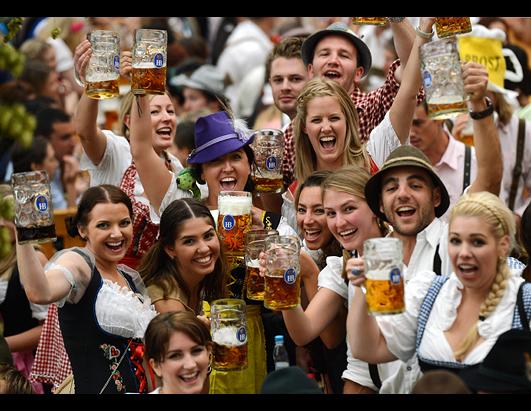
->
xmin=469 ymin=97 xmax=494 ymax=120
xmin=388 ymin=17 xmax=406 ymax=23
xmin=415 ymin=25 xmax=434 ymax=40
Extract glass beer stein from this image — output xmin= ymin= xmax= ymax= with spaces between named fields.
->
xmin=210 ymin=298 xmax=248 ymax=371
xmin=11 ymin=171 xmax=56 ymax=244
xmin=420 ymin=37 xmax=468 ymax=120
xmin=264 ymin=235 xmax=301 ymax=310
xmin=352 ymin=17 xmax=388 ymax=26
xmin=244 ymin=229 xmax=279 ymax=301
xmin=217 ymin=191 xmax=252 ymax=255
xmin=131 ymin=29 xmax=167 ymax=95
xmin=251 ymin=129 xmax=284 ymax=194
xmin=435 ymin=17 xmax=472 ymax=38
xmin=85 ymin=30 xmax=120 ymax=100
xmin=363 ymin=238 xmax=405 ymax=316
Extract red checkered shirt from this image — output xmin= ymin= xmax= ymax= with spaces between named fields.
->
xmin=282 ymin=59 xmax=423 ymax=187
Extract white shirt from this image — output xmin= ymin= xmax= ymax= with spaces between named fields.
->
xmin=433 ymin=133 xmax=478 ymax=223
xmin=498 ymin=115 xmax=531 ymax=217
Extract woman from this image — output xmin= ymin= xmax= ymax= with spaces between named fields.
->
xmin=74 ymin=39 xmax=190 ymax=269
xmin=145 ymin=311 xmax=213 ymax=394
xmin=270 ymin=166 xmax=397 ymax=394
xmin=347 ymin=191 xmax=530 ymax=392
xmin=138 ymin=198 xmax=227 ymax=315
xmin=16 ymin=185 xmax=157 ymax=394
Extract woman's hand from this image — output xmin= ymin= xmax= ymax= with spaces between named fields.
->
xmin=73 ymin=39 xmax=92 ymax=84
xmin=120 ymin=50 xmax=133 ymax=80
xmin=251 ymin=206 xmax=265 ymax=229
xmin=258 ymin=250 xmax=267 ymax=278
xmin=345 ymin=256 xmax=366 ymax=287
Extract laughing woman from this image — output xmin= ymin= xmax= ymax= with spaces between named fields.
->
xmin=15 ymin=185 xmax=157 ymax=394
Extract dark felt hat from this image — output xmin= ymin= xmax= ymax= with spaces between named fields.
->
xmin=364 ymin=145 xmax=450 ymax=222
xmin=460 ymin=329 xmax=531 ymax=393
xmin=301 ymin=22 xmax=372 ymax=76
xmin=260 ymin=366 xmax=323 ymax=394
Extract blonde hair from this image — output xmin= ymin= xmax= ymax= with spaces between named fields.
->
xmin=492 ymin=91 xmax=513 ymax=126
xmin=293 ymin=78 xmax=370 ymax=182
xmin=449 ymin=191 xmax=516 ymax=361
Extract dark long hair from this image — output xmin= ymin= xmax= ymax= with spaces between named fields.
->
xmin=138 ymin=198 xmax=227 ymax=309
xmin=65 ymin=185 xmax=133 ymax=238
xmin=521 ymin=202 xmax=531 ymax=281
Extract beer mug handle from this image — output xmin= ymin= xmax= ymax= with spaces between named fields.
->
xmin=503 ymin=48 xmax=523 ymax=83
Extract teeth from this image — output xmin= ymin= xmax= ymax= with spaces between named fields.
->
xmin=459 ymin=264 xmax=475 ymax=270
xmin=221 ymin=178 xmax=236 ymax=182
xmin=107 ymin=241 xmax=122 ymax=246
xmin=397 ymin=207 xmax=415 ymax=212
xmin=340 ymin=229 xmax=356 ymax=236
xmin=158 ymin=127 xmax=171 ymax=133
xmin=305 ymin=229 xmax=320 ymax=235
xmin=319 ymin=137 xmax=335 ymax=142
xmin=195 ymin=256 xmax=211 ymax=263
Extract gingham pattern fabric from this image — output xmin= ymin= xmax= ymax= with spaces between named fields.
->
xmin=29 ymin=304 xmax=72 ymax=389
xmin=281 ymin=59 xmax=424 ymax=187
xmin=511 ymin=282 xmax=531 ymax=329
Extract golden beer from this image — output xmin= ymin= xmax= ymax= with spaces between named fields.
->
xmin=352 ymin=17 xmax=388 ymax=26
xmin=217 ymin=213 xmax=252 ymax=254
xmin=85 ymin=79 xmax=120 ymax=100
xmin=212 ymin=341 xmax=248 ymax=371
xmin=245 ymin=265 xmax=264 ymax=301
xmin=427 ymin=100 xmax=468 ymax=120
xmin=264 ymin=268 xmax=301 ymax=310
xmin=131 ymin=66 xmax=167 ymax=95
xmin=365 ymin=276 xmax=405 ymax=315
xmin=252 ymin=175 xmax=283 ymax=194
xmin=435 ymin=17 xmax=472 ymax=38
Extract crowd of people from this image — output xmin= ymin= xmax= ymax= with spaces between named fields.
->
xmin=0 ymin=16 xmax=530 ymax=395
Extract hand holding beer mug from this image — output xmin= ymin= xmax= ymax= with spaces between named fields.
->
xmin=131 ymin=29 xmax=167 ymax=95
xmin=85 ymin=30 xmax=120 ymax=100
xmin=11 ymin=171 xmax=56 ymax=244
xmin=421 ymin=37 xmax=468 ymax=119
xmin=210 ymin=298 xmax=248 ymax=371
xmin=363 ymin=238 xmax=404 ymax=316
xmin=264 ymin=235 xmax=301 ymax=310
xmin=251 ymin=129 xmax=284 ymax=194
xmin=217 ymin=191 xmax=252 ymax=255
xmin=244 ymin=229 xmax=279 ymax=301
xmin=435 ymin=17 xmax=472 ymax=38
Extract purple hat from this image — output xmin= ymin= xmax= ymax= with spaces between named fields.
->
xmin=187 ymin=111 xmax=253 ymax=164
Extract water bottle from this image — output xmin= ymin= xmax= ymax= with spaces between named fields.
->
xmin=273 ymin=335 xmax=289 ymax=370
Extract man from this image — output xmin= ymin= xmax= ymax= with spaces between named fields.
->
xmin=409 ymin=100 xmax=478 ymax=222
xmin=35 ymin=107 xmax=79 ymax=209
xmin=282 ymin=19 xmax=418 ymax=187
xmin=356 ymin=61 xmax=506 ymax=394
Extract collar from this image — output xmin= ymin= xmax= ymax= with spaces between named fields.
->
xmin=416 ymin=218 xmax=445 ymax=249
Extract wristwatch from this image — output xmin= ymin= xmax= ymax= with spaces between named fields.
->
xmin=469 ymin=97 xmax=494 ymax=120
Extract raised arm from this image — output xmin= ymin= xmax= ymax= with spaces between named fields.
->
xmin=73 ymin=39 xmax=108 ymax=165
xmin=129 ymin=95 xmax=173 ymax=212
xmin=345 ymin=256 xmax=396 ymax=363
xmin=389 ymin=18 xmax=415 ymax=83
xmin=388 ymin=17 xmax=435 ymax=142
xmin=464 ymin=62 xmax=503 ymax=195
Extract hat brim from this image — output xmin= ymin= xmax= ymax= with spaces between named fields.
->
xmin=487 ymin=81 xmax=519 ymax=99
xmin=460 ymin=365 xmax=531 ymax=393
xmin=301 ymin=30 xmax=372 ymax=77
xmin=365 ymin=160 xmax=450 ymax=222
xmin=181 ymin=78 xmax=225 ymax=99
xmin=187 ymin=136 xmax=253 ymax=165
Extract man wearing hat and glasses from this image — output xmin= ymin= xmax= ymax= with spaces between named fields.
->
xmin=281 ymin=18 xmax=422 ymax=188
xmin=346 ymin=51 xmax=517 ymax=393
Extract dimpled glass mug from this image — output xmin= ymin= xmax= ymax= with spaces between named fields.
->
xmin=244 ymin=229 xmax=279 ymax=301
xmin=420 ymin=37 xmax=468 ymax=120
xmin=250 ymin=128 xmax=285 ymax=194
xmin=217 ymin=191 xmax=252 ymax=255
xmin=131 ymin=29 xmax=167 ymax=95
xmin=85 ymin=30 xmax=120 ymax=100
xmin=210 ymin=298 xmax=248 ymax=371
xmin=363 ymin=238 xmax=405 ymax=316
xmin=11 ymin=170 xmax=56 ymax=244
xmin=264 ymin=235 xmax=301 ymax=310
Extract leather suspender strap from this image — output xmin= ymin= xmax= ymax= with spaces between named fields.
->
xmin=462 ymin=145 xmax=471 ymax=192
xmin=432 ymin=243 xmax=442 ymax=276
xmin=508 ymin=119 xmax=526 ymax=211
xmin=368 ymin=363 xmax=382 ymax=389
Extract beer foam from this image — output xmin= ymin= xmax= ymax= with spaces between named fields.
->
xmin=218 ymin=196 xmax=252 ymax=215
xmin=366 ymin=268 xmax=402 ymax=281
xmin=429 ymin=95 xmax=466 ymax=105
xmin=133 ymin=62 xmax=162 ymax=69
xmin=212 ymin=326 xmax=246 ymax=346
xmin=87 ymin=73 xmax=119 ymax=82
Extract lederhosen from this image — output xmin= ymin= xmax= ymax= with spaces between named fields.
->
xmin=58 ymin=249 xmax=149 ymax=394
xmin=119 ymin=163 xmax=160 ymax=270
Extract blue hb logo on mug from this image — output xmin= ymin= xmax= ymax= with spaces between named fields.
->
xmin=390 ymin=267 xmax=401 ymax=284
xmin=113 ymin=55 xmax=120 ymax=70
xmin=237 ymin=327 xmax=247 ymax=343
xmin=222 ymin=215 xmax=235 ymax=231
xmin=34 ymin=195 xmax=49 ymax=213
xmin=154 ymin=53 xmax=164 ymax=68
xmin=284 ymin=268 xmax=296 ymax=285
xmin=422 ymin=71 xmax=432 ymax=88
xmin=265 ymin=156 xmax=277 ymax=171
